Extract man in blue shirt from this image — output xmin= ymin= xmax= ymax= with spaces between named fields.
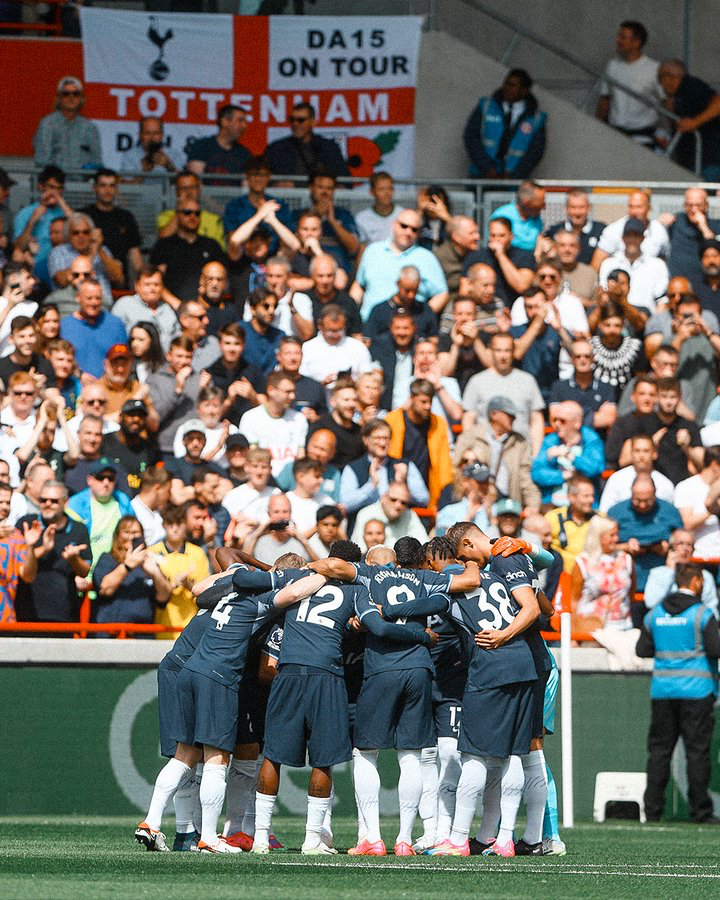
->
xmin=303 ymin=170 xmax=359 ymax=276
xmin=12 ymin=166 xmax=73 ymax=287
xmin=240 ymin=289 xmax=285 ymax=375
xmin=489 ymin=181 xmax=546 ymax=252
xmin=223 ymin=156 xmax=295 ymax=253
xmin=510 ymin=288 xmax=564 ymax=402
xmin=609 ymin=473 xmax=683 ymax=597
xmin=59 ymin=279 xmax=127 ymax=378
xmin=350 ymin=210 xmax=448 ymax=321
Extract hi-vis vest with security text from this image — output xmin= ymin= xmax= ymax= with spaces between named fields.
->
xmin=646 ymin=600 xmax=719 ymax=700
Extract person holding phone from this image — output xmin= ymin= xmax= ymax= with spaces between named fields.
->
xmin=92 ymin=515 xmax=171 ymax=629
xmin=242 ymin=492 xmax=315 ymax=566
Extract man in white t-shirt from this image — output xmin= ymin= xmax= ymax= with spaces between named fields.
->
xmin=130 ymin=466 xmax=170 ymax=546
xmin=238 ymin=371 xmax=308 ymax=476
xmin=286 ymin=457 xmax=335 ymax=537
xmin=599 ymin=434 xmax=674 ymax=512
xmin=598 ymin=218 xmax=669 ymax=314
xmin=299 ymin=304 xmax=373 ymax=399
xmin=674 ymin=447 xmax=720 ymax=558
xmin=355 ymin=172 xmax=402 ymax=244
xmin=592 ymin=190 xmax=669 ymax=270
xmin=596 ymin=20 xmax=663 ymax=145
xmin=221 ymin=446 xmax=278 ymax=521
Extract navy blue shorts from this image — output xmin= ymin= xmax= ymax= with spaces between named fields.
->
xmin=458 ymin=681 xmax=535 ymax=758
xmin=263 ymin=665 xmax=352 ymax=769
xmin=157 ymin=662 xmax=181 ymax=759
xmin=235 ymin=680 xmax=270 ymax=746
xmin=353 ymin=668 xmax=435 ymax=751
xmin=175 ymin=668 xmax=238 ymax=753
xmin=434 ymin=698 xmax=462 ymax=739
xmin=531 ymin=668 xmax=551 ymax=740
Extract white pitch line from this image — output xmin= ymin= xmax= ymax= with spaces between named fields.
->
xmin=258 ymin=860 xmax=720 ymax=879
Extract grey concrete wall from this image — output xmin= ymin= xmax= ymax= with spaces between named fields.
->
xmin=414 ymin=31 xmax=690 ymax=181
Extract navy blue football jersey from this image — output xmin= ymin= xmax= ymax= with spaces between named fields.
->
xmin=262 ymin=621 xmax=284 ymax=662
xmin=278 ymin=580 xmax=364 ymax=676
xmin=353 ymin=563 xmax=451 ymax=677
xmin=446 ymin=568 xmax=538 ymax=689
xmin=184 ymin=585 xmax=282 ymax=689
xmin=161 ymin=608 xmax=211 ymax=671
xmin=489 ymin=552 xmax=552 ymax=674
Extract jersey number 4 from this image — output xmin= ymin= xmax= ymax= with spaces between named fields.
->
xmin=211 ymin=593 xmax=236 ymax=631
xmin=296 ymin=585 xmax=345 ymax=629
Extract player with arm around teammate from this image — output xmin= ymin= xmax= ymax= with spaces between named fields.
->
xmin=308 ymin=536 xmax=482 ymax=856
xmin=251 ymin=541 xmax=435 ymax=855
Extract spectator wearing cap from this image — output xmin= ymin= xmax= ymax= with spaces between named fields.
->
xmin=33 ymin=76 xmax=102 ymax=171
xmin=100 ymin=344 xmax=159 ymax=428
xmin=130 ymin=466 xmax=170 ymax=546
xmin=532 ymin=400 xmax=605 ymax=506
xmin=59 ymin=278 xmax=127 ymax=379
xmin=66 ymin=457 xmax=134 ymax=568
xmin=592 ymin=190 xmax=670 ymax=270
xmin=166 ymin=419 xmax=217 ymax=504
xmin=598 ymin=218 xmax=669 ymax=315
xmin=147 ymin=335 xmax=209 ymax=458
xmin=350 ymin=480 xmax=428 ymax=551
xmin=690 ymin=240 xmax=720 ymax=316
xmin=102 ymin=398 xmax=161 ymax=498
xmin=112 ymin=267 xmax=180 ymax=352
xmin=0 ymin=167 xmax=17 ymax=245
xmin=494 ymin=497 xmax=538 ymax=543
xmin=435 ymin=462 xmax=494 ymax=536
xmin=363 ymin=266 xmax=440 ymax=343
xmin=453 ymin=394 xmax=540 ymax=512
xmin=340 ymin=417 xmax=429 ymax=516
xmin=225 ymin=433 xmax=250 ymax=487
xmin=386 ymin=378 xmax=454 ymax=509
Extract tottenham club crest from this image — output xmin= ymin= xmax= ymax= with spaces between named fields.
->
xmin=147 ymin=16 xmax=173 ymax=81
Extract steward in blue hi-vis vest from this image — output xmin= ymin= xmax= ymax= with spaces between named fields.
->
xmin=464 ymin=89 xmax=546 ymax=178
xmin=642 ymin=593 xmax=719 ymax=699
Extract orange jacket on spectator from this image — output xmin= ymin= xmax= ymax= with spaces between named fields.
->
xmin=385 ymin=408 xmax=454 ymax=510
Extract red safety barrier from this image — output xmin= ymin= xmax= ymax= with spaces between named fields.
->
xmin=0 ymin=621 xmax=182 ymax=639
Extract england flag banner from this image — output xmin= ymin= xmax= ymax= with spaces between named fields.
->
xmin=80 ymin=9 xmax=424 ymax=177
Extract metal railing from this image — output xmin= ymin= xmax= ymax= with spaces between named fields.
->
xmin=435 ymin=0 xmax=703 ymax=176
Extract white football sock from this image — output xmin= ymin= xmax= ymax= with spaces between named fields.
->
xmin=145 ymin=758 xmax=191 ymax=831
xmin=477 ymin=759 xmax=502 ymax=843
xmin=240 ymin=757 xmax=262 ymax=836
xmin=173 ymin=765 xmax=198 ymax=834
xmin=396 ymin=749 xmax=423 ymax=845
xmin=192 ymin=763 xmax=204 ymax=834
xmin=437 ymin=737 xmax=462 ymax=841
xmin=322 ymin=787 xmax=334 ymax=836
xmin=497 ymin=755 xmax=525 ymax=845
xmin=450 ymin=754 xmax=488 ymax=845
xmin=521 ymin=750 xmax=548 ymax=845
xmin=351 ymin=749 xmax=368 ymax=842
xmin=223 ymin=758 xmax=257 ymax=836
xmin=253 ymin=791 xmax=277 ymax=847
xmin=305 ymin=795 xmax=332 ymax=848
xmin=199 ymin=762 xmax=228 ymax=846
xmin=353 ymin=749 xmax=381 ymax=843
xmin=417 ymin=746 xmax=438 ymax=842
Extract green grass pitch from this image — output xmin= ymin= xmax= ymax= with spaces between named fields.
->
xmin=2 ymin=816 xmax=719 ymax=899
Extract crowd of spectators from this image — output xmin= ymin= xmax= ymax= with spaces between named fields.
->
xmin=1 ymin=25 xmax=720 ymax=644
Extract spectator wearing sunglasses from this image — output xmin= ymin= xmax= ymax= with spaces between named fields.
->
xmin=149 ymin=198 xmax=227 ymax=303
xmin=48 ymin=212 xmax=123 ymax=301
xmin=33 ymin=76 xmax=102 ymax=172
xmin=177 ymin=300 xmax=221 ymax=371
xmin=264 ymin=102 xmax=349 ymax=185
xmin=350 ymin=209 xmax=448 ymax=321
xmin=350 ymin=480 xmax=428 ymax=551
xmin=46 ymin=255 xmax=109 ymax=318
xmin=66 ymin=457 xmax=134 ymax=569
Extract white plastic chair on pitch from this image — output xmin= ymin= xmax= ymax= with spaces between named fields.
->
xmin=593 ymin=772 xmax=647 ymax=823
